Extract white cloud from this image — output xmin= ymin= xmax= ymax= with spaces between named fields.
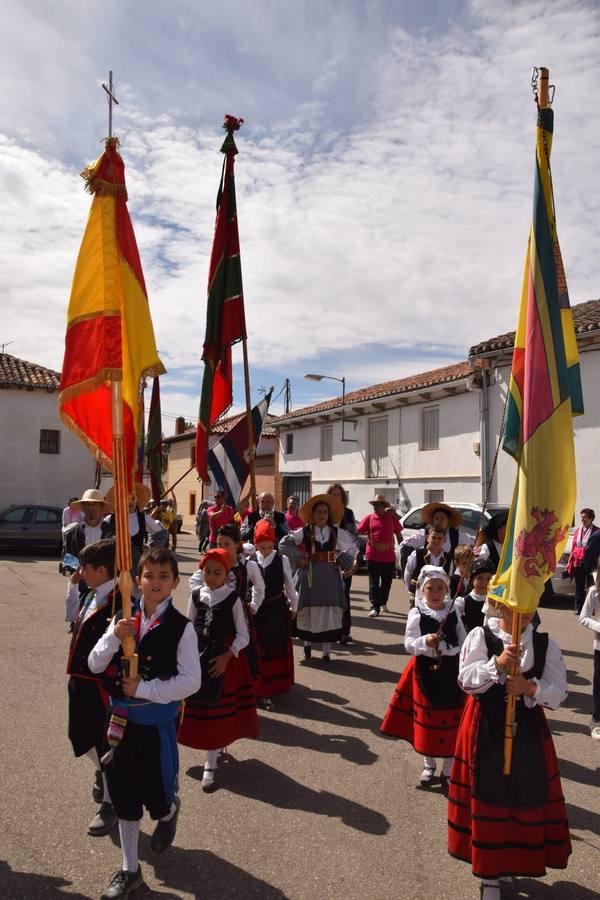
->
xmin=1 ymin=0 xmax=599 ymax=419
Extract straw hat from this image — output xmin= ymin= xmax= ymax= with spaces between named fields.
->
xmin=422 ymin=502 xmax=464 ymax=528
xmin=368 ymin=493 xmax=389 ymax=506
xmin=105 ymin=482 xmax=151 ymax=510
xmin=300 ymin=493 xmax=344 ymax=526
xmin=71 ymin=489 xmax=113 ymax=513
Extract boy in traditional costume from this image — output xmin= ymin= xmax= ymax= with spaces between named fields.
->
xmin=88 ymin=549 xmax=200 ymax=900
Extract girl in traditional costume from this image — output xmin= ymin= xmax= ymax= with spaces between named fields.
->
xmin=178 ymin=548 xmax=259 ymax=792
xmin=381 ymin=566 xmax=466 ymax=792
xmin=579 ymin=562 xmax=600 ymax=739
xmin=454 ymin=558 xmax=496 ymax=634
xmin=447 ymin=600 xmax=571 ymax=900
xmin=252 ymin=519 xmax=298 ymax=708
xmin=279 ymin=494 xmax=356 ymax=664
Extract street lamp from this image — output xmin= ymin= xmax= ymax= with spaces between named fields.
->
xmin=304 ymin=373 xmax=358 ymax=442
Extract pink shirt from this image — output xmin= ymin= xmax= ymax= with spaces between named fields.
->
xmin=357 ymin=512 xmax=402 ymax=563
xmin=207 ymin=503 xmax=235 ymax=543
xmin=285 ymin=512 xmax=304 ymax=531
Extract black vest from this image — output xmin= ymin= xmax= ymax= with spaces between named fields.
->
xmin=259 ymin=553 xmax=285 ymax=602
xmin=303 ymin=525 xmax=337 ymax=553
xmin=462 ymin=593 xmax=485 ymax=633
xmin=475 ymin=625 xmax=550 ymax=808
xmin=409 ymin=547 xmax=451 ymax=593
xmin=484 ymin=540 xmax=500 ymax=569
xmin=106 ymin=511 xmax=146 ymax=551
xmin=187 ymin=589 xmax=238 ymax=705
xmin=414 ymin=610 xmax=463 ymax=707
xmin=67 ymin=589 xmax=120 ymax=681
xmin=104 ymin=601 xmax=187 ymax=698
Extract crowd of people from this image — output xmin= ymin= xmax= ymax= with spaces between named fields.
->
xmin=59 ymin=487 xmax=600 ymax=900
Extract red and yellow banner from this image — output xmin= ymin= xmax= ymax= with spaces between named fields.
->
xmin=59 ymin=138 xmax=164 ymax=485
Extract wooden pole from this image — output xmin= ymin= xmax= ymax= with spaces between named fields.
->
xmin=242 ymin=336 xmax=258 ymax=513
xmin=111 ymin=379 xmax=138 ymax=676
xmin=502 ymin=610 xmax=522 ymax=774
xmin=537 ymin=66 xmax=550 ymax=108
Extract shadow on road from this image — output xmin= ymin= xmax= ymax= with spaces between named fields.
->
xmin=557 ymin=758 xmax=600 ymax=788
xmin=280 ymin=683 xmax=383 ymax=732
xmin=139 ymin=839 xmax=289 ymax=899
xmin=547 ymin=717 xmax=591 ymax=736
xmin=515 ymin=878 xmax=600 ymax=898
xmin=0 ymin=859 xmax=90 ymax=900
xmin=257 ymin=714 xmax=379 ymax=765
xmin=186 ymin=758 xmax=390 ymax=835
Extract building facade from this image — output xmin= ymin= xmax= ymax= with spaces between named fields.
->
xmin=274 ymin=299 xmax=600 ymax=524
xmin=0 ymin=353 xmax=96 ymax=509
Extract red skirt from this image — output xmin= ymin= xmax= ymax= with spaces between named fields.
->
xmin=380 ymin=656 xmax=464 ymax=757
xmin=448 ymin=695 xmax=572 ymax=878
xmin=178 ymin=650 xmax=259 ymax=751
xmin=257 ymin=635 xmax=295 ymax=698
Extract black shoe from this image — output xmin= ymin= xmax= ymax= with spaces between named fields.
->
xmin=100 ymin=867 xmax=143 ymax=899
xmin=150 ymin=796 xmax=181 ymax=854
xmin=439 ymin=774 xmax=449 ymax=796
xmin=93 ymin=769 xmax=103 ymax=804
xmin=322 ymin=653 xmax=331 ymax=665
xmin=260 ymin=697 xmax=275 ymax=710
xmin=87 ymin=802 xmax=118 ymax=837
xmin=303 ymin=645 xmax=312 ymax=660
xmin=339 ymin=634 xmax=353 ymax=645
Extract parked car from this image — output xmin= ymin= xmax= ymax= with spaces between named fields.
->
xmin=551 ymin=528 xmax=575 ymax=596
xmin=0 ymin=504 xmax=63 ymax=552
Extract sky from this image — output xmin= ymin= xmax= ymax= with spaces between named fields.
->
xmin=1 ymin=0 xmax=599 ymax=427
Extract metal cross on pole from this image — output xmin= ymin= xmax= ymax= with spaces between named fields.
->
xmin=101 ymin=70 xmax=119 ymax=138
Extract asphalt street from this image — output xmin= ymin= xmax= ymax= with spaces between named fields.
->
xmin=0 ymin=533 xmax=598 ymax=900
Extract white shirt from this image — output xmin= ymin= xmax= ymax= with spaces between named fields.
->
xmin=476 ymin=540 xmax=502 ymax=562
xmin=404 ymin=549 xmax=446 ymax=591
xmin=186 ymin=583 xmax=250 ymax=657
xmin=82 ymin=523 xmax=103 ymax=544
xmin=405 ymin=597 xmax=466 ymax=657
xmin=401 ymin=527 xmax=475 ymax=553
xmin=579 ymin=586 xmax=600 ymax=652
xmin=458 ymin=618 xmax=568 ymax=710
xmin=189 ymin=557 xmax=265 ymax=611
xmin=88 ymin=596 xmax=201 ymax=703
xmin=284 ymin=525 xmax=357 ymax=557
xmin=454 ymin=590 xmax=487 ymax=618
xmin=255 ymin=549 xmax=299 ymax=613
xmin=62 ymin=507 xmax=84 ymax=529
xmin=65 ymin=578 xmax=115 ymax=623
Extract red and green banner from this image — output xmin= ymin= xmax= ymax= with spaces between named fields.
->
xmin=195 ymin=116 xmax=247 ymax=482
xmin=489 ymin=104 xmax=583 ymax=614
xmin=147 ymin=376 xmax=164 ymax=500
xmin=59 ymin=138 xmax=164 ymax=486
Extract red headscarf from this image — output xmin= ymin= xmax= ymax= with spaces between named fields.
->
xmin=254 ymin=520 xmax=276 ymax=545
xmin=199 ymin=548 xmax=231 ymax=572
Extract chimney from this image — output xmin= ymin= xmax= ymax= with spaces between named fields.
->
xmin=175 ymin=416 xmax=186 ymax=435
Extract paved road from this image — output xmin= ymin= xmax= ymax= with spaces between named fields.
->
xmin=1 ymin=534 xmax=598 ymax=899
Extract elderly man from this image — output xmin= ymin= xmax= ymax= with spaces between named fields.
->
xmin=241 ymin=491 xmax=288 ymax=544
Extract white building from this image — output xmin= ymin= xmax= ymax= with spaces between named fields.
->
xmin=0 ymin=353 xmax=96 ymax=509
xmin=274 ymin=298 xmax=600 ymax=523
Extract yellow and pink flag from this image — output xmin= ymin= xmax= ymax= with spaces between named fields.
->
xmin=489 ymin=104 xmax=584 ymax=614
xmin=59 ymin=138 xmax=164 ymax=486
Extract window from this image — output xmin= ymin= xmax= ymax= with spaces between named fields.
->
xmin=403 ymin=509 xmax=425 ymax=530
xmin=0 ymin=507 xmax=32 ymax=524
xmin=420 ymin=406 xmax=439 ymax=451
xmin=189 ymin=493 xmax=196 ymax=515
xmin=34 ymin=508 xmax=61 ymax=523
xmin=367 ymin=416 xmax=388 ymax=477
xmin=285 ymin=433 xmax=294 ymax=455
xmin=283 ymin=475 xmax=310 ymax=506
xmin=320 ymin=425 xmax=333 ymax=461
xmin=190 ymin=444 xmax=196 ymax=467
xmin=40 ymin=429 xmax=60 ymax=454
xmin=424 ymin=489 xmax=444 ymax=504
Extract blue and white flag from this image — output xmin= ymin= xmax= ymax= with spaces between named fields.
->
xmin=207 ymin=390 xmax=273 ymax=508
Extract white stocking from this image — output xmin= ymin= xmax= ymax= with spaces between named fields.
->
xmin=206 ymin=749 xmax=219 ymax=770
xmin=86 ymin=748 xmax=100 ymax=768
xmin=441 ymin=758 xmax=453 ymax=776
xmin=423 ymin=755 xmax=436 ymax=770
xmin=119 ymin=819 xmax=140 ymax=873
xmin=322 ymin=642 xmax=331 ymax=655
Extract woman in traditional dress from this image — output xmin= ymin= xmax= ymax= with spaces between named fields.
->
xmin=280 ymin=494 xmax=356 ymax=664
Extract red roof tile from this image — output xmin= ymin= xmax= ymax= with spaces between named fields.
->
xmin=469 ymin=298 xmax=600 ymax=357
xmin=0 ymin=353 xmax=61 ymax=391
xmin=273 ymin=361 xmax=473 ymax=424
xmin=164 ymin=411 xmax=278 ymax=443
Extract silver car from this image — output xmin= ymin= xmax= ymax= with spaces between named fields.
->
xmin=0 ymin=505 xmax=63 ymax=552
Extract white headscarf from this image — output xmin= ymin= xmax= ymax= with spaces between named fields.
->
xmin=415 ymin=565 xmax=450 ymax=605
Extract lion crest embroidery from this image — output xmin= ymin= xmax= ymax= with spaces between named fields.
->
xmin=514 ymin=506 xmax=569 ymax=578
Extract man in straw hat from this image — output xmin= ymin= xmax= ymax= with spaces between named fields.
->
xmin=63 ymin=490 xmax=114 ymax=563
xmin=357 ymin=494 xmax=403 ymax=617
xmin=399 ymin=502 xmax=475 ymax=574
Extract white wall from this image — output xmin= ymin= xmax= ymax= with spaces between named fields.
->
xmin=0 ymin=389 xmax=96 ymax=509
xmin=279 ymin=384 xmax=483 ymax=522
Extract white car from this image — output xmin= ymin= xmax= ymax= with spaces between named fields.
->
xmin=551 ymin=528 xmax=575 ymax=596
